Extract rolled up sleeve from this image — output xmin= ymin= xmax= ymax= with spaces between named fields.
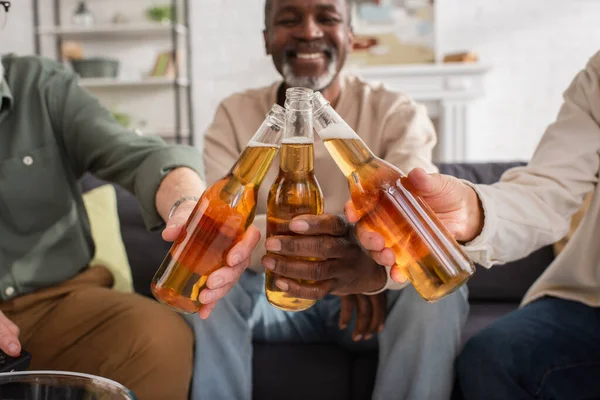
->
xmin=46 ymin=68 xmax=204 ymax=230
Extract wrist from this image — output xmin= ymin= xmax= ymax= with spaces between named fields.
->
xmin=168 ymin=196 xmax=200 ymax=221
xmin=462 ymin=184 xmax=485 ymax=243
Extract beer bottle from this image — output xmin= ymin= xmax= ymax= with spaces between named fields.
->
xmin=265 ymin=87 xmax=324 ymax=311
xmin=151 ymin=104 xmax=285 ymax=314
xmin=312 ymin=92 xmax=475 ymax=303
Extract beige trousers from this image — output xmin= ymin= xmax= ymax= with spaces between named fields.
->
xmin=0 ymin=266 xmax=193 ymax=400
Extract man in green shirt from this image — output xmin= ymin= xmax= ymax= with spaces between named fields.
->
xmin=0 ymin=4 xmax=260 ymax=398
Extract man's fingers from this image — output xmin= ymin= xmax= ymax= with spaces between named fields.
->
xmin=272 ymin=277 xmax=334 ymax=301
xmin=344 ymin=201 xmax=361 ymax=224
xmin=356 ymin=225 xmax=386 ymax=252
xmin=390 ymin=264 xmax=408 ymax=283
xmin=266 ymin=235 xmax=350 ymax=259
xmin=227 ymin=225 xmax=261 ymax=267
xmin=0 ymin=323 xmax=20 ymax=357
xmin=339 ymin=295 xmax=356 ymax=330
xmin=198 ymin=302 xmax=217 ymax=320
xmin=162 ymin=202 xmax=197 ymax=242
xmin=353 ymin=295 xmax=372 ymax=341
xmin=406 ymin=168 xmax=442 ymax=196
xmin=262 ymin=255 xmax=338 ymax=282
xmin=367 ymin=294 xmax=387 ymax=339
xmin=2 ymin=318 xmax=19 ymax=337
xmin=288 ymin=214 xmax=350 ymax=237
xmin=198 ymin=280 xmax=237 ymax=305
xmin=368 ymin=249 xmax=396 ymax=268
xmin=407 ymin=168 xmax=440 ymax=196
xmin=161 ymin=225 xmax=184 ymax=242
xmin=207 ymin=260 xmax=248 ymax=289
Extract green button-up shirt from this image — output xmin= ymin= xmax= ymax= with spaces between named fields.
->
xmin=0 ymin=54 xmax=203 ymax=301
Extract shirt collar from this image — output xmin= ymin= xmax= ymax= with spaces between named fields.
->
xmin=0 ymin=60 xmax=13 ymax=112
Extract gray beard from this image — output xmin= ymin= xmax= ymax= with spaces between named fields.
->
xmin=282 ymin=55 xmax=338 ymax=91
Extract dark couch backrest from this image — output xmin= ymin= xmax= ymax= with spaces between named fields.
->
xmin=438 ymin=162 xmax=555 ymax=302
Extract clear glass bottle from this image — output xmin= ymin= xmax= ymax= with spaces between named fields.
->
xmin=312 ymin=92 xmax=475 ymax=303
xmin=265 ymin=88 xmax=324 ymax=311
xmin=152 ymin=105 xmax=285 ymax=313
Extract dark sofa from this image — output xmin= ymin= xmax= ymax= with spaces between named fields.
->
xmin=81 ymin=162 xmax=556 ymax=400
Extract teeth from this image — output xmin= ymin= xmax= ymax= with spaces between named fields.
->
xmin=297 ymin=53 xmax=322 ymax=60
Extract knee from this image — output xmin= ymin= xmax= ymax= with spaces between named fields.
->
xmin=388 ymin=285 xmax=468 ymax=329
xmin=456 ymin=324 xmax=520 ymax=392
xmin=458 ymin=328 xmax=502 ymax=375
xmin=124 ymin=303 xmax=194 ymax=380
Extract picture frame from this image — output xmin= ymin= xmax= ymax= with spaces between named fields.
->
xmin=347 ymin=0 xmax=439 ymax=67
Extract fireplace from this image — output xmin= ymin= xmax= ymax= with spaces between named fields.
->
xmin=350 ymin=63 xmax=491 ymax=162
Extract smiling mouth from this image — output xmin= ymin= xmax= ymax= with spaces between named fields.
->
xmin=297 ymin=52 xmax=324 ymax=60
xmin=286 ymin=48 xmax=333 ymax=61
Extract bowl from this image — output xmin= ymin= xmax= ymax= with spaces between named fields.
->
xmin=71 ymin=57 xmax=120 ymax=78
xmin=0 ymin=370 xmax=136 ymax=399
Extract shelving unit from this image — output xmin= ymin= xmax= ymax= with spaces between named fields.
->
xmin=78 ymin=76 xmax=190 ymax=89
xmin=36 ymin=22 xmax=188 ymax=37
xmin=30 ymin=0 xmax=194 ymax=146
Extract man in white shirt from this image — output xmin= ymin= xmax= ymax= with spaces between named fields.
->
xmin=354 ymin=50 xmax=600 ymax=399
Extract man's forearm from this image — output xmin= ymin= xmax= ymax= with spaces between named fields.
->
xmin=156 ymin=167 xmax=206 ymax=222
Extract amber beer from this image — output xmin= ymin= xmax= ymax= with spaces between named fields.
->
xmin=266 ymin=88 xmax=324 ymax=311
xmin=312 ymin=92 xmax=475 ymax=302
xmin=151 ymin=105 xmax=285 ymax=314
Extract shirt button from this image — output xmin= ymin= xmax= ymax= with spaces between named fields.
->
xmin=5 ymin=286 xmax=15 ymax=297
xmin=23 ymin=156 xmax=33 ymax=166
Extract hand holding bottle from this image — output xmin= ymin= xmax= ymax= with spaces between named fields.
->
xmin=345 ymin=168 xmax=485 ymax=283
xmin=262 ymin=214 xmax=388 ymax=299
xmin=152 ymin=105 xmax=285 ymax=314
xmin=312 ymin=91 xmax=476 ymax=302
xmin=163 ymin=198 xmax=261 ymax=319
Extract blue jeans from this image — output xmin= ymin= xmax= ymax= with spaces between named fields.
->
xmin=457 ymin=297 xmax=600 ymax=400
xmin=186 ymin=271 xmax=468 ymax=400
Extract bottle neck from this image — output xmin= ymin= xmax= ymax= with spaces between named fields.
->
xmin=281 ymin=91 xmax=314 ymax=175
xmin=279 ymin=140 xmax=315 ymax=175
xmin=229 ymin=144 xmax=278 ymax=187
xmin=313 ymin=104 xmax=374 ymax=176
xmin=228 ymin=106 xmax=284 ymax=186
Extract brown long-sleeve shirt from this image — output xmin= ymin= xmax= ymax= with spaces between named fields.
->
xmin=203 ymin=74 xmax=437 ymax=290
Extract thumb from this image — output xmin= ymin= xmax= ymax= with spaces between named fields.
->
xmin=162 ymin=202 xmax=197 ymax=242
xmin=0 ymin=322 xmax=21 ymax=357
xmin=406 ymin=168 xmax=445 ymax=197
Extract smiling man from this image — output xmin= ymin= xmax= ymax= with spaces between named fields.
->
xmin=189 ymin=0 xmax=469 ymax=399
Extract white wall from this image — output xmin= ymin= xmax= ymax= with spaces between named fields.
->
xmin=190 ymin=0 xmax=278 ymax=146
xmin=4 ymin=1 xmax=600 ymax=161
xmin=440 ymin=0 xmax=600 ymax=161
xmin=1 ymin=2 xmax=34 ymax=55
xmin=191 ymin=0 xmax=600 ymax=161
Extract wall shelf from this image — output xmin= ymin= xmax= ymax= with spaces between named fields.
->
xmin=79 ymin=77 xmax=189 ymax=89
xmin=37 ymin=23 xmax=187 ymax=38
xmin=31 ymin=0 xmax=194 ymax=146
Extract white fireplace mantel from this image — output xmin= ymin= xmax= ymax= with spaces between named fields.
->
xmin=348 ymin=63 xmax=492 ymax=162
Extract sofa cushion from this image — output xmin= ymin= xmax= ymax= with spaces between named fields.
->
xmin=438 ymin=162 xmax=555 ymax=302
xmin=82 ymin=184 xmax=134 ymax=293
xmin=80 ymin=174 xmax=170 ymax=297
